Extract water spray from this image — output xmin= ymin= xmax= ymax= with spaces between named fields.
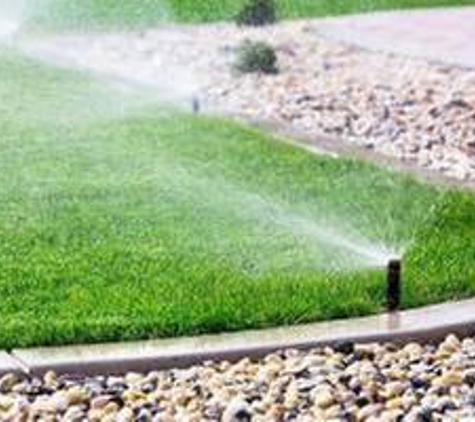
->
xmin=0 ymin=0 xmax=25 ymax=42
xmin=386 ymin=258 xmax=402 ymax=312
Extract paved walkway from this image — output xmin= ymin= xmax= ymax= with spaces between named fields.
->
xmin=317 ymin=6 xmax=475 ymax=68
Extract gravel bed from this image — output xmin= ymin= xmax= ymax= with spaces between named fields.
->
xmin=3 ymin=334 xmax=475 ymax=420
xmin=21 ymin=20 xmax=475 ymax=182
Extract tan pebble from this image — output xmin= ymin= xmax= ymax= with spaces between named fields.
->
xmin=43 ymin=371 xmax=58 ymax=388
xmin=339 ymin=391 xmax=355 ymax=404
xmin=147 ymin=390 xmax=166 ymax=404
xmin=154 ymin=411 xmax=175 ymax=422
xmin=421 ymin=394 xmax=438 ymax=408
xmin=357 ymin=404 xmax=383 ymax=420
xmin=125 ymin=372 xmax=144 ymax=386
xmin=383 ymin=381 xmax=405 ymax=399
xmin=186 ymin=398 xmax=201 ymax=412
xmin=252 ymin=414 xmax=268 ymax=422
xmin=173 ymin=388 xmax=196 ymax=407
xmin=384 ymin=368 xmax=406 ymax=380
xmin=66 ymin=386 xmax=89 ymax=406
xmin=0 ymin=395 xmax=14 ymax=411
xmin=0 ymin=374 xmax=18 ymax=392
xmin=264 ymin=362 xmax=285 ymax=378
xmin=302 ymin=354 xmax=326 ymax=367
xmin=326 ymin=355 xmax=345 ymax=369
xmin=401 ymin=394 xmax=417 ymax=409
xmin=444 ymin=334 xmax=461 ymax=349
xmin=365 ymin=381 xmax=380 ymax=396
xmin=284 ymin=360 xmax=307 ymax=375
xmin=103 ymin=402 xmax=120 ymax=415
xmin=88 ymin=408 xmax=106 ymax=422
xmin=123 ymin=389 xmax=147 ymax=403
xmin=187 ymin=413 xmax=204 ymax=422
xmin=367 ymin=416 xmax=385 ymax=422
xmin=298 ymin=416 xmax=317 ymax=422
xmin=30 ymin=397 xmax=59 ymax=415
xmin=101 ymin=414 xmax=118 ymax=422
xmin=313 ymin=387 xmax=335 ymax=409
xmin=264 ymin=353 xmax=284 ymax=365
xmin=91 ymin=395 xmax=112 ymax=409
xmin=211 ymin=390 xmax=232 ymax=405
xmin=284 ymin=385 xmax=300 ymax=409
xmin=265 ymin=404 xmax=286 ymax=420
xmin=385 ymin=397 xmax=403 ymax=410
xmin=116 ymin=406 xmax=134 ymax=422
xmin=403 ymin=343 xmax=424 ymax=361
xmin=433 ymin=370 xmax=463 ymax=387
xmin=229 ymin=362 xmax=247 ymax=377
xmin=462 ymin=338 xmax=475 ymax=351
xmin=233 ymin=357 xmax=252 ymax=370
xmin=310 ymin=405 xmax=327 ymax=420
xmin=437 ymin=334 xmax=461 ymax=358
xmin=63 ymin=406 xmax=86 ymax=421
xmin=219 ymin=361 xmax=232 ymax=371
xmin=324 ymin=405 xmax=343 ymax=418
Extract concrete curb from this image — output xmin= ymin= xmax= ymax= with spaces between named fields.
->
xmin=4 ymin=297 xmax=475 ymax=377
xmin=0 ymin=352 xmax=27 ymax=375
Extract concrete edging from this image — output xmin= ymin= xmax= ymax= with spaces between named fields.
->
xmin=5 ymin=297 xmax=475 ymax=377
xmin=0 ymin=352 xmax=27 ymax=376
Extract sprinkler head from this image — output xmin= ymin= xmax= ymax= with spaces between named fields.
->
xmin=386 ymin=258 xmax=402 ymax=312
xmin=192 ymin=96 xmax=200 ymax=114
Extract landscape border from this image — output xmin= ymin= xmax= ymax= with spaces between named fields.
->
xmin=2 ymin=297 xmax=475 ymax=377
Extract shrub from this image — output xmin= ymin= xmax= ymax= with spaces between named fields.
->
xmin=234 ymin=40 xmax=278 ymax=74
xmin=235 ymin=0 xmax=276 ymax=26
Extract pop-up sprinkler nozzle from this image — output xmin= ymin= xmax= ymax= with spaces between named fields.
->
xmin=192 ymin=96 xmax=200 ymax=114
xmin=387 ymin=258 xmax=402 ymax=312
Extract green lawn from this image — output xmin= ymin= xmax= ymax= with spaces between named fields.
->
xmin=0 ymin=47 xmax=475 ymax=349
xmin=25 ymin=0 xmax=475 ymax=30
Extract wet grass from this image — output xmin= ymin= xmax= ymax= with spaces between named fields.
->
xmin=1 ymin=49 xmax=475 ymax=348
xmin=26 ymin=0 xmax=475 ymax=30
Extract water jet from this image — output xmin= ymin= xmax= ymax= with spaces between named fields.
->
xmin=0 ymin=19 xmax=20 ymax=40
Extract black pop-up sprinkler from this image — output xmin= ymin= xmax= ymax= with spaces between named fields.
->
xmin=386 ymin=258 xmax=402 ymax=311
xmin=192 ymin=96 xmax=201 ymax=114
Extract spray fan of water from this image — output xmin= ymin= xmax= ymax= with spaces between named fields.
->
xmin=160 ymin=160 xmax=404 ymax=273
xmin=0 ymin=19 xmax=20 ymax=39
xmin=0 ymin=0 xmax=418 ymax=274
xmin=0 ymin=0 xmax=26 ymax=41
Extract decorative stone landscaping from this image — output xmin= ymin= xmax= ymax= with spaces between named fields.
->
xmin=3 ymin=334 xmax=475 ymax=420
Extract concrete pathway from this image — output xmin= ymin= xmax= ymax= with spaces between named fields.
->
xmin=317 ymin=7 xmax=475 ymax=68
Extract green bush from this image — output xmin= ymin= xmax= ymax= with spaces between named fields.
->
xmin=234 ymin=40 xmax=278 ymax=74
xmin=235 ymin=0 xmax=276 ymax=26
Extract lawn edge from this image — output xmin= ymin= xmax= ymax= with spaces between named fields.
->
xmin=7 ymin=297 xmax=475 ymax=377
